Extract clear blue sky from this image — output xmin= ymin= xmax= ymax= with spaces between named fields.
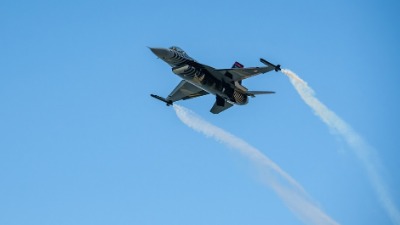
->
xmin=1 ymin=0 xmax=399 ymax=224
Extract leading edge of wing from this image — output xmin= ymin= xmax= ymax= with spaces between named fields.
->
xmin=214 ymin=66 xmax=275 ymax=81
xmin=186 ymin=60 xmax=275 ymax=82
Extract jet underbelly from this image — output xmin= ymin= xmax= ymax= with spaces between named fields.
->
xmin=172 ymin=67 xmax=229 ymax=101
xmin=172 ymin=64 xmax=248 ymax=105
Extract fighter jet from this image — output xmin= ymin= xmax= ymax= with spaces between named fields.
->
xmin=149 ymin=46 xmax=281 ymax=114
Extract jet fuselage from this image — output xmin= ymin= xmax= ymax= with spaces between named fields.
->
xmin=150 ymin=47 xmax=248 ymax=105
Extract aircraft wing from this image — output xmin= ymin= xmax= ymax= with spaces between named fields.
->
xmin=184 ymin=61 xmax=266 ymax=82
xmin=215 ymin=66 xmax=275 ymax=81
xmin=167 ymin=80 xmax=208 ymax=102
xmin=186 ymin=58 xmax=280 ymax=83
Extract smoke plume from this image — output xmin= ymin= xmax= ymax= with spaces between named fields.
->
xmin=173 ymin=104 xmax=340 ymax=225
xmin=282 ymin=68 xmax=400 ymax=225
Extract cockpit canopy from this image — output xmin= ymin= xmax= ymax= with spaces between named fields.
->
xmin=168 ymin=46 xmax=194 ymax=61
xmin=169 ymin=46 xmax=185 ymax=54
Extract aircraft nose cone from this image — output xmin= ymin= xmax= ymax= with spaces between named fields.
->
xmin=149 ymin=47 xmax=173 ymax=59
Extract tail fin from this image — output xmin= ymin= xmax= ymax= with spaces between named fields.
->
xmin=232 ymin=61 xmax=244 ymax=68
xmin=232 ymin=62 xmax=244 ymax=84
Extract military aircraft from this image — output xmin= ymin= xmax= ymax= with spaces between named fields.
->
xmin=149 ymin=46 xmax=281 ymax=114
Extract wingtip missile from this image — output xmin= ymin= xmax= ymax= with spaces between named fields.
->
xmin=260 ymin=58 xmax=281 ymax=72
xmin=150 ymin=94 xmax=173 ymax=106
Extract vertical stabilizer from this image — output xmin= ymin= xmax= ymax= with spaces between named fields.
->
xmin=232 ymin=61 xmax=244 ymax=69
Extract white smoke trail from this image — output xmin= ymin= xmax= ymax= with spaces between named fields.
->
xmin=282 ymin=68 xmax=400 ymax=225
xmin=173 ymin=104 xmax=340 ymax=225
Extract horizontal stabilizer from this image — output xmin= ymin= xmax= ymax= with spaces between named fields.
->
xmin=246 ymin=91 xmax=275 ymax=97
